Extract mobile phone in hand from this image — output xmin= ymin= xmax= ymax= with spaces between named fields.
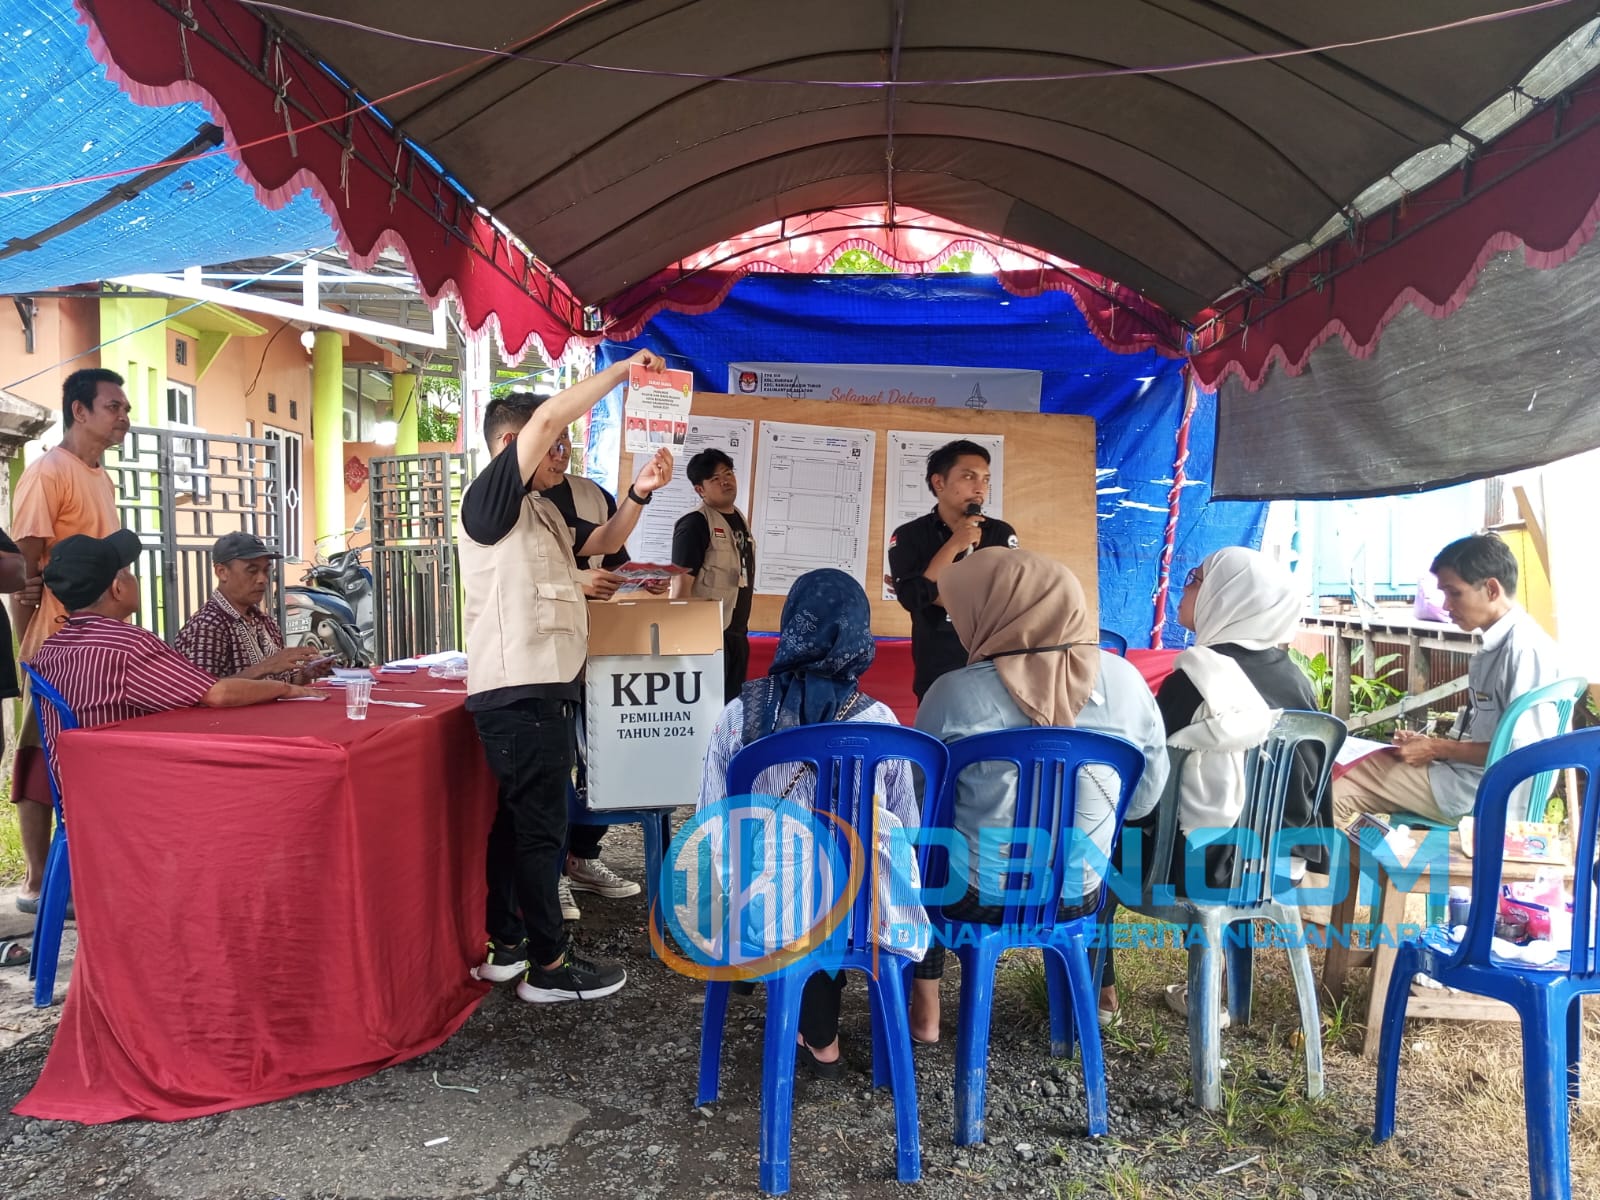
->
xmin=305 ymin=653 xmax=339 ymax=669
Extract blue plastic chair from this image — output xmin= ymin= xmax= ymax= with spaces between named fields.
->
xmin=565 ymin=786 xmax=672 ymax=957
xmin=1375 ymin=728 xmax=1600 ymax=1200
xmin=693 ymin=722 xmax=948 ymax=1195
xmin=1098 ymin=628 xmax=1128 ymax=656
xmin=1393 ymin=675 xmax=1587 ymax=923
xmin=920 ymin=727 xmax=1147 ymax=1145
xmin=20 ymin=664 xmax=79 ymax=1009
xmin=1116 ymin=711 xmax=1344 ymax=1110
xmin=1486 ymin=676 xmax=1589 ymax=823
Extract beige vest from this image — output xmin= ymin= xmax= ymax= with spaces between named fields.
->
xmin=691 ymin=503 xmax=748 ymax=631
xmin=566 ymin=473 xmax=614 ymax=570
xmin=459 ymin=492 xmax=588 ymax=695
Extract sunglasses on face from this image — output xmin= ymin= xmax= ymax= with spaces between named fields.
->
xmin=1185 ymin=566 xmax=1204 ymax=587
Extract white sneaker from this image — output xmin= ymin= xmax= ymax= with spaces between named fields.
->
xmin=471 ymin=939 xmax=530 ymax=984
xmin=566 ymin=855 xmax=642 ymax=899
xmin=558 ymin=875 xmax=582 ymax=922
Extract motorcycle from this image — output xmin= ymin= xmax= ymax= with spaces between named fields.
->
xmin=283 ymin=517 xmax=375 ymax=665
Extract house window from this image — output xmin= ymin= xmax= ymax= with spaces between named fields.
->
xmin=166 ymin=381 xmax=196 ymax=427
xmin=267 ymin=391 xmax=277 ymax=414
xmin=174 ymin=339 xmax=189 ymax=366
xmin=263 ymin=426 xmax=305 ymax=561
xmin=290 ymin=398 xmax=298 ymax=420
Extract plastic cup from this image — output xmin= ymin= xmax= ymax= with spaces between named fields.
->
xmin=345 ymin=677 xmax=373 ymax=720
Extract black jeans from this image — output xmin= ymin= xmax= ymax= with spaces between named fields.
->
xmin=799 ymin=971 xmax=849 ymax=1049
xmin=473 ymin=698 xmax=576 ymax=965
xmin=724 ymin=629 xmax=750 ymax=703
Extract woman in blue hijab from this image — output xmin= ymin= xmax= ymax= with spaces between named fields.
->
xmin=696 ymin=569 xmax=934 ymax=1076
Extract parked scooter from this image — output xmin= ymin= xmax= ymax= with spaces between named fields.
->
xmin=283 ymin=516 xmax=375 ymax=665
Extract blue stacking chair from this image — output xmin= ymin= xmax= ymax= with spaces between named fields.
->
xmin=694 ymin=723 xmax=948 ymax=1195
xmin=1098 ymin=628 xmax=1128 ymax=656
xmin=921 ymin=727 xmax=1147 ymax=1145
xmin=565 ymin=786 xmax=673 ymax=957
xmin=1389 ymin=676 xmax=1587 ymax=924
xmin=1114 ymin=711 xmax=1344 ymax=1110
xmin=1375 ymin=729 xmax=1600 ymax=1200
xmin=20 ymin=664 xmax=79 ymax=1009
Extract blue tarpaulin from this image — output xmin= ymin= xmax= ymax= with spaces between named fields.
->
xmin=597 ymin=274 xmax=1265 ymax=647
xmin=0 ymin=0 xmax=335 ymax=295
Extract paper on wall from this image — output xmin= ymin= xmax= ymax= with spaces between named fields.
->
xmin=626 ymin=415 xmax=755 ymax=565
xmin=751 ymin=421 xmax=876 ymax=595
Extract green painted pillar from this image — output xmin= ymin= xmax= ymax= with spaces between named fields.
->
xmin=312 ymin=330 xmax=344 ymax=550
xmin=393 ymin=371 xmax=420 ymax=456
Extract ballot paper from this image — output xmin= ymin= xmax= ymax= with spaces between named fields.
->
xmin=623 ymin=365 xmax=694 ymax=453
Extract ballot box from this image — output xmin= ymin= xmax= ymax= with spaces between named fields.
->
xmin=583 ymin=599 xmax=725 ymax=811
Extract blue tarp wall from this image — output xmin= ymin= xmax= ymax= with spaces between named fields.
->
xmin=597 ymin=274 xmax=1265 ymax=648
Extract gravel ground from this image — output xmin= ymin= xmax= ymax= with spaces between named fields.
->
xmin=0 ymin=832 xmax=1540 ymax=1200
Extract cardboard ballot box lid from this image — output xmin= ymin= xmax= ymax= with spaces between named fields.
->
xmin=586 ymin=599 xmax=724 ymax=657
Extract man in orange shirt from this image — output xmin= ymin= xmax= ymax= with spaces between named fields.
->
xmin=9 ymin=367 xmax=128 ymax=914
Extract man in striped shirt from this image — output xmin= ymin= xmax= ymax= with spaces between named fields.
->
xmin=31 ymin=531 xmax=313 ymax=739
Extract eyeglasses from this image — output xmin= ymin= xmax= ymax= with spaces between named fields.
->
xmin=546 ymin=436 xmax=571 ymax=458
xmin=1184 ymin=566 xmax=1204 ymax=587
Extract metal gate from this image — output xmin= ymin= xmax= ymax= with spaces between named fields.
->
xmin=107 ymin=426 xmax=288 ymax=643
xmin=368 ymin=451 xmax=477 ymax=663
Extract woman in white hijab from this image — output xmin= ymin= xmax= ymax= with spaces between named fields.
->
xmin=1149 ymin=546 xmax=1319 ymax=1019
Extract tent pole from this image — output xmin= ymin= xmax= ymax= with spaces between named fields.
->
xmin=1150 ymin=365 xmax=1199 ymax=649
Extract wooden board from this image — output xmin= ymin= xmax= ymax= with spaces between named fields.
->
xmin=618 ymin=393 xmax=1097 ymax=637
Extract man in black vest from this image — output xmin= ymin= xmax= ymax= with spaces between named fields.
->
xmin=670 ymin=449 xmax=756 ymax=702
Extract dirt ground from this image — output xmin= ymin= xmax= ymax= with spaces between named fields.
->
xmin=0 ymin=828 xmax=1588 ymax=1200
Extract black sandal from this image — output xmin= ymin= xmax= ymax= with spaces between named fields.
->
xmin=796 ymin=1039 xmax=843 ymax=1080
xmin=0 ymin=940 xmax=31 ymax=968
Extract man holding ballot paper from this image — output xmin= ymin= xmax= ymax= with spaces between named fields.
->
xmin=458 ymin=351 xmax=670 ymax=1006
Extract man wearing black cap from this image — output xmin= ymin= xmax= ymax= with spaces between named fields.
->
xmin=29 ymin=531 xmax=312 ymax=740
xmin=175 ymin=531 xmax=329 ymax=684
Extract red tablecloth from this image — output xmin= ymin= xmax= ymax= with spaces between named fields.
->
xmin=15 ymin=677 xmax=496 ymax=1124
xmin=1126 ymin=648 xmax=1182 ymax=695
xmin=746 ymin=638 xmax=1180 ymax=724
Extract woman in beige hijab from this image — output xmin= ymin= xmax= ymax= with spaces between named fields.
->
xmin=910 ymin=548 xmax=1168 ymax=1039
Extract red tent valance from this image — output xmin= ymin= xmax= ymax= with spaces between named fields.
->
xmin=78 ymin=0 xmax=586 ymax=362
xmin=1192 ymin=71 xmax=1600 ymax=392
xmin=601 ymin=207 xmax=1185 ymax=357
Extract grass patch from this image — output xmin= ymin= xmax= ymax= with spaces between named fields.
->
xmin=987 ymin=908 xmax=1600 ymax=1198
xmin=0 ymin=772 xmax=20 ymax=885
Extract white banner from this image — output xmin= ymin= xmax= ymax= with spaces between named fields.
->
xmin=727 ymin=362 xmax=1041 ymax=412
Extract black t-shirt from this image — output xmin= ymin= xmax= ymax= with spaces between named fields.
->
xmin=1156 ymin=642 xmax=1330 ymax=870
xmin=886 ymin=507 xmax=1019 ymax=699
xmin=670 ymin=507 xmax=754 ymax=635
xmin=0 ymin=530 xmax=19 ymax=701
xmin=458 ymin=445 xmax=596 ymax=711
xmin=540 ymin=477 xmax=628 ymax=569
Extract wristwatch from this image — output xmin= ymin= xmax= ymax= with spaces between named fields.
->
xmin=627 ymin=486 xmax=652 ymax=505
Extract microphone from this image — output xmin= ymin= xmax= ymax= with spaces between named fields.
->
xmin=964 ymin=502 xmax=983 ymax=518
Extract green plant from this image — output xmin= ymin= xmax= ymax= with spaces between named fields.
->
xmin=827 ymin=248 xmax=894 ymax=274
xmin=1289 ymin=647 xmax=1405 ymax=734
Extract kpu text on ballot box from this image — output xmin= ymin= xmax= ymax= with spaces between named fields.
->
xmin=583 ymin=599 xmax=725 ymax=811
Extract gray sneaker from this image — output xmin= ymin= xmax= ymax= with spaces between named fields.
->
xmin=558 ymin=875 xmax=581 ymax=922
xmin=566 ymin=855 xmax=642 ymax=899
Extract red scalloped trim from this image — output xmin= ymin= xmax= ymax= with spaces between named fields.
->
xmin=1194 ymin=78 xmax=1600 ymax=393
xmin=75 ymin=0 xmax=583 ymax=365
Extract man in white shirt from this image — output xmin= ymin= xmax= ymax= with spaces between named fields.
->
xmin=1332 ymin=533 xmax=1565 ymax=828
